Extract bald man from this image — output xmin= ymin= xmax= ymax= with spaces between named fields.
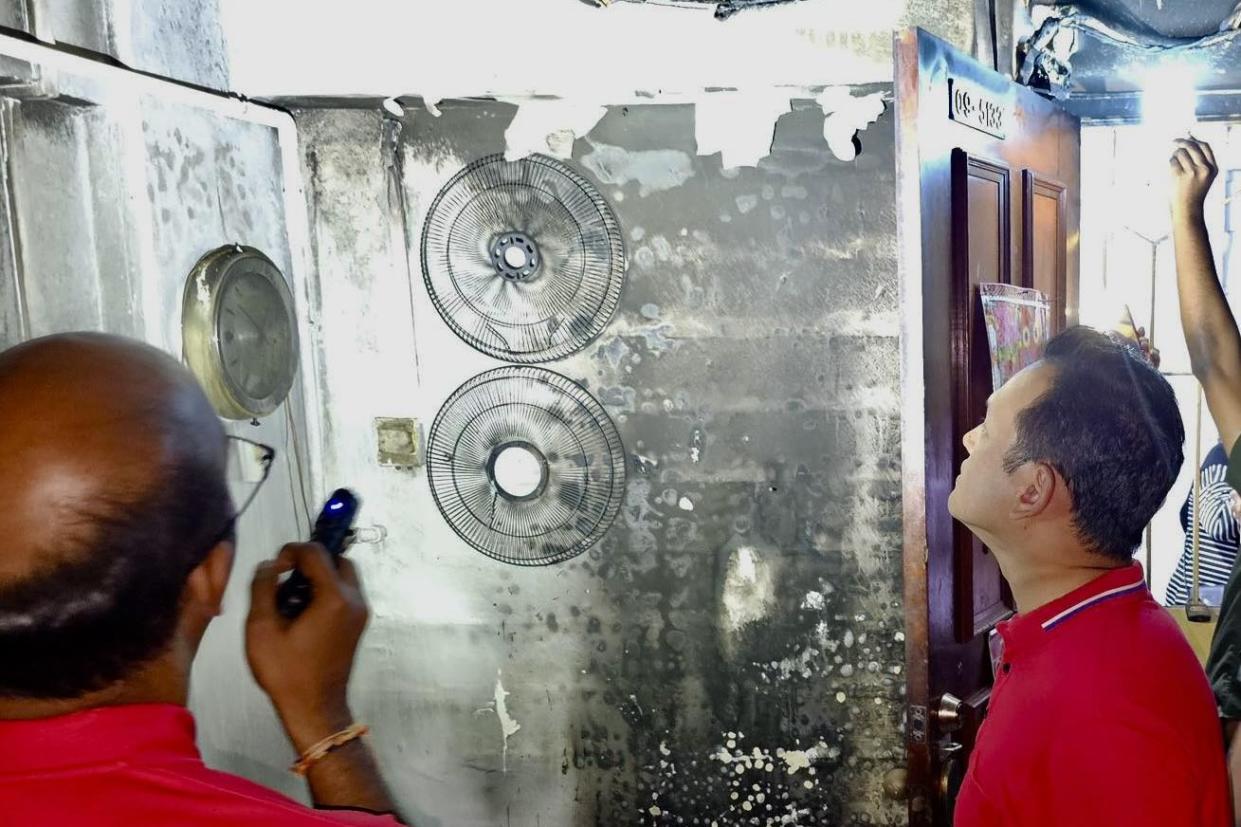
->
xmin=0 ymin=333 xmax=404 ymax=826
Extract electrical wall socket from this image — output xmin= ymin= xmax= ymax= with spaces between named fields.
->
xmin=375 ymin=417 xmax=423 ymax=469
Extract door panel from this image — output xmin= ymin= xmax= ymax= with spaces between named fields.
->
xmin=1023 ymin=170 xmax=1069 ymax=331
xmin=951 ymin=150 xmax=1014 ymax=644
xmin=956 ymin=153 xmax=1011 ymax=288
xmin=896 ymin=28 xmax=1081 ymax=826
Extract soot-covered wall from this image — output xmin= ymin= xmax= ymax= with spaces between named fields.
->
xmin=294 ymin=94 xmax=905 ymax=825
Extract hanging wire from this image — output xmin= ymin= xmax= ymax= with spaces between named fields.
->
xmin=284 ymin=402 xmax=314 ymax=536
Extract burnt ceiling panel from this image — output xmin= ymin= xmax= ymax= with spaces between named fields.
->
xmin=1026 ymin=1 xmax=1241 ymax=119
xmin=1069 ymin=28 xmax=1241 ymax=94
xmin=1051 ymin=0 xmax=1239 ymax=39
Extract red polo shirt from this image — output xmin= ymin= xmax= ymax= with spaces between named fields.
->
xmin=0 ymin=704 xmax=401 ymax=826
xmin=955 ymin=563 xmax=1230 ymax=827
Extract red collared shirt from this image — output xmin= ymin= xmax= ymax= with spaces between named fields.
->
xmin=955 ymin=563 xmax=1231 ymax=827
xmin=0 ymin=703 xmax=400 ymax=826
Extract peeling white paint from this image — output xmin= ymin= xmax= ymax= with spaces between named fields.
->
xmin=816 ymin=87 xmax=887 ymax=162
xmin=580 ymin=141 xmax=694 ymax=197
xmin=502 ymin=100 xmax=608 ymax=162
xmin=695 ymin=92 xmax=791 ymax=169
xmin=492 ymin=670 xmax=521 ymax=773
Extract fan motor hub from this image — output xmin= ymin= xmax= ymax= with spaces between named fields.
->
xmin=491 ymin=233 xmax=541 ymax=281
xmin=487 ymin=440 xmax=549 ymax=502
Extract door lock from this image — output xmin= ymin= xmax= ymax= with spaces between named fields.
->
xmin=934 ymin=693 xmax=964 ymax=733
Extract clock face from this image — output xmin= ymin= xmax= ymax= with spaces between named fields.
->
xmin=217 ymin=269 xmax=296 ymax=402
xmin=182 ymin=246 xmax=299 ymax=420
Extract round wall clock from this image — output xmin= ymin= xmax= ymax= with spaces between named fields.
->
xmin=181 ymin=245 xmax=299 ymax=420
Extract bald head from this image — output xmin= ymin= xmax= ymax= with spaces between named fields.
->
xmin=0 ymin=333 xmax=226 ymax=580
xmin=0 ymin=333 xmax=234 ymax=699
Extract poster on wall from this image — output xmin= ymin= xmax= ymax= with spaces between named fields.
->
xmin=979 ymin=284 xmax=1051 ymax=389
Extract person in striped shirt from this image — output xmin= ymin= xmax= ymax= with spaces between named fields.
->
xmin=1166 ymin=443 xmax=1241 ymax=608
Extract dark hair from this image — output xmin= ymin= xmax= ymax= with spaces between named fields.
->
xmin=1003 ymin=326 xmax=1185 ymax=561
xmin=0 ymin=456 xmax=232 ymax=699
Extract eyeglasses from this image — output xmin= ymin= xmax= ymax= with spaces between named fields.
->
xmin=208 ymin=435 xmax=276 ymax=548
xmin=228 ymin=435 xmax=276 ymax=518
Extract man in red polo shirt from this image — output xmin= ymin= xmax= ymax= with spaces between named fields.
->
xmin=949 ymin=326 xmax=1230 ymax=826
xmin=0 ymin=334 xmax=405 ymax=825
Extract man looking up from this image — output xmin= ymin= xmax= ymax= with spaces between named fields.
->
xmin=950 ymin=326 xmax=1229 ymax=826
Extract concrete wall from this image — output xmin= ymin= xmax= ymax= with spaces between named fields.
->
xmin=293 ymin=94 xmax=905 ymax=825
xmin=1080 ymin=122 xmax=1241 ymax=604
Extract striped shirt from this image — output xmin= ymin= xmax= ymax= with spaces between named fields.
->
xmin=1165 ymin=444 xmax=1239 ymax=607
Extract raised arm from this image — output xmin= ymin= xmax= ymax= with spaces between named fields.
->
xmin=1171 ymin=138 xmax=1241 ymax=453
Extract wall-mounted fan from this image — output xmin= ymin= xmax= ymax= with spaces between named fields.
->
xmin=426 ymin=366 xmax=626 ymax=565
xmin=420 ymin=154 xmax=626 ymax=363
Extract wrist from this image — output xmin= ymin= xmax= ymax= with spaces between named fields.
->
xmin=276 ymin=702 xmax=356 ymax=754
xmin=1172 ymin=203 xmax=1206 ymax=225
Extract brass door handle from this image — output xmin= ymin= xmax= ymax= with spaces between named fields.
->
xmin=938 ymin=742 xmax=965 ymax=801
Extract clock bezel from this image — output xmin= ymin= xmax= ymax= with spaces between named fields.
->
xmin=182 ymin=245 xmax=299 ymax=420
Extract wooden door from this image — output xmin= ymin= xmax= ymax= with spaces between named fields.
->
xmin=895 ymin=28 xmax=1080 ymax=826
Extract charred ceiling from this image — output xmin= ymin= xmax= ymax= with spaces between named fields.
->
xmin=1040 ymin=0 xmax=1240 ymax=40
xmin=1020 ymin=1 xmax=1241 ymax=119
